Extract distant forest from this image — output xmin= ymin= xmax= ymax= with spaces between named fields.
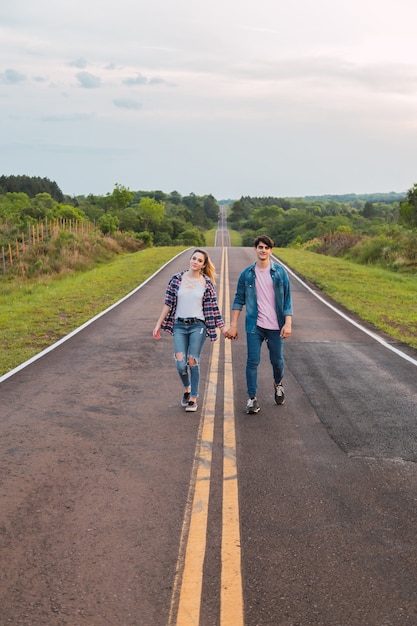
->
xmin=1 ymin=174 xmax=417 ymax=273
xmin=229 ymin=185 xmax=417 ymax=273
xmin=0 ymin=176 xmax=218 ymax=248
xmin=0 ymin=175 xmax=64 ymax=202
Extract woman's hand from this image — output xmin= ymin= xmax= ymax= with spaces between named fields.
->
xmin=153 ymin=305 xmax=169 ymax=340
xmin=223 ymin=326 xmax=238 ymax=340
xmin=153 ymin=325 xmax=162 ymax=340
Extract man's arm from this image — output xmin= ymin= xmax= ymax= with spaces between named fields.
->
xmin=224 ymin=309 xmax=241 ymax=339
xmin=280 ymin=314 xmax=292 ymax=339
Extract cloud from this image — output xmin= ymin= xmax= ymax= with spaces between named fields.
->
xmin=76 ymin=71 xmax=101 ymax=88
xmin=122 ymin=73 xmax=150 ymax=86
xmin=148 ymin=76 xmax=168 ymax=85
xmin=1 ymin=0 xmax=417 ymax=198
xmin=0 ymin=68 xmax=26 ymax=84
xmin=113 ymin=98 xmax=142 ymax=110
xmin=122 ymin=73 xmax=171 ymax=86
xmin=69 ymin=57 xmax=88 ymax=69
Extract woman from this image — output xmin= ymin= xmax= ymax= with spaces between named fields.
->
xmin=153 ymin=249 xmax=225 ymax=412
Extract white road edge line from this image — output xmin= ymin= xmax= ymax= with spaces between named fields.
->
xmin=275 ymin=256 xmax=417 ymax=368
xmin=0 ymin=250 xmax=189 ymax=385
xmin=4 ymin=249 xmax=414 ymax=385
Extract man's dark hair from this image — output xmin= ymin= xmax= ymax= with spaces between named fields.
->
xmin=253 ymin=235 xmax=274 ymax=249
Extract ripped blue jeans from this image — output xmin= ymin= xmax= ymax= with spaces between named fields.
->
xmin=173 ymin=320 xmax=207 ymax=398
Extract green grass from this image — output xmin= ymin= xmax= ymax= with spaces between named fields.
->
xmin=204 ymin=229 xmax=216 ymax=246
xmin=229 ymin=230 xmax=242 ymax=246
xmin=276 ymin=248 xmax=417 ymax=350
xmin=2 ymin=244 xmax=416 ymax=378
xmin=204 ymin=228 xmax=242 ymax=247
xmin=0 ymin=246 xmax=186 ymax=376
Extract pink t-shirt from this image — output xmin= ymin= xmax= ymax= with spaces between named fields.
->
xmin=255 ymin=264 xmax=280 ymax=330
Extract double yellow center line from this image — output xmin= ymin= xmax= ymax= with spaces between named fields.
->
xmin=168 ymin=247 xmax=244 ymax=626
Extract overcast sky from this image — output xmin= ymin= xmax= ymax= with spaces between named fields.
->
xmin=1 ymin=0 xmax=417 ymax=200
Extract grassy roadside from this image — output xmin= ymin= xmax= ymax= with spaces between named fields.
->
xmin=0 ymin=246 xmax=187 ymax=377
xmin=276 ymin=248 xmax=417 ymax=350
xmin=1 ymin=244 xmax=416 ymax=378
xmin=205 ymin=228 xmax=242 ymax=246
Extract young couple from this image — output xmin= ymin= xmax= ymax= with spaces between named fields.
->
xmin=153 ymin=235 xmax=293 ymax=414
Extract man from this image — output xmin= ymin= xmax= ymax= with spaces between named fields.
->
xmin=224 ymin=235 xmax=293 ymax=414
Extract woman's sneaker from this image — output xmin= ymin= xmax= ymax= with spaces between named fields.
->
xmin=181 ymin=392 xmax=191 ymax=407
xmin=246 ymin=398 xmax=260 ymax=414
xmin=274 ymin=383 xmax=285 ymax=405
xmin=185 ymin=400 xmax=198 ymax=412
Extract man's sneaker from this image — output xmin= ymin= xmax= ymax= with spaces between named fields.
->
xmin=246 ymin=398 xmax=260 ymax=414
xmin=185 ymin=400 xmax=198 ymax=412
xmin=181 ymin=392 xmax=191 ymax=407
xmin=274 ymin=383 xmax=285 ymax=405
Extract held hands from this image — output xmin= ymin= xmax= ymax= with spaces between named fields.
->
xmin=223 ymin=326 xmax=238 ymax=340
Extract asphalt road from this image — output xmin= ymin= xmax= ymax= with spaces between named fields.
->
xmin=0 ymin=241 xmax=416 ymax=626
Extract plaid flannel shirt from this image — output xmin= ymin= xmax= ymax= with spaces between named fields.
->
xmin=161 ymin=271 xmax=224 ymax=341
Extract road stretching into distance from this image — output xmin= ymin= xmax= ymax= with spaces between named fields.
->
xmin=1 ymin=210 xmax=416 ymax=626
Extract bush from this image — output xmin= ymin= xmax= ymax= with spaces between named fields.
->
xmin=98 ymin=214 xmax=118 ymax=235
xmin=135 ymin=231 xmax=153 ymax=247
xmin=176 ymin=228 xmax=205 ymax=246
xmin=315 ymin=231 xmax=362 ymax=256
xmin=154 ymin=232 xmax=172 ymax=246
xmin=5 ymin=231 xmax=146 ymax=278
xmin=346 ymin=231 xmax=417 ymax=272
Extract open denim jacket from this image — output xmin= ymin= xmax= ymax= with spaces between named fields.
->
xmin=232 ymin=261 xmax=293 ymax=333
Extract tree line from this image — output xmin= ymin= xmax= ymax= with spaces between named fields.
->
xmin=0 ymin=175 xmax=64 ymax=202
xmin=228 ymin=185 xmax=417 ymax=272
xmin=0 ymin=180 xmax=220 ymax=250
xmin=1 ymin=175 xmax=417 ymax=275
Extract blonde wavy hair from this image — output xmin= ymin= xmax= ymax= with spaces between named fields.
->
xmin=193 ymin=249 xmax=216 ymax=284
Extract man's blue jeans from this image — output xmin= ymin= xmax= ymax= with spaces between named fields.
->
xmin=173 ymin=320 xmax=207 ymax=398
xmin=246 ymin=326 xmax=284 ymax=399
